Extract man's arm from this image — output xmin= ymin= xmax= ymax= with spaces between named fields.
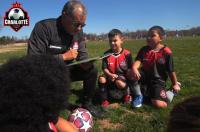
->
xmin=28 ymin=22 xmax=78 ymax=61
xmin=27 ymin=22 xmax=49 ymax=55
xmin=27 ymin=22 xmax=64 ymax=61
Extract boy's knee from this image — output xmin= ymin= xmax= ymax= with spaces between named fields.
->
xmin=98 ymin=76 xmax=106 ymax=84
xmin=152 ymin=99 xmax=168 ymax=108
xmin=115 ymin=80 xmax=126 ymax=89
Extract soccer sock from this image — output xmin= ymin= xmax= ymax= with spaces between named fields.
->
xmin=98 ymin=82 xmax=108 ymax=101
xmin=98 ymin=82 xmax=106 ymax=91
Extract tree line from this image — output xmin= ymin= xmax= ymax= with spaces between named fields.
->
xmin=84 ymin=26 xmax=200 ymax=41
xmin=0 ymin=36 xmax=28 ymax=45
xmin=0 ymin=26 xmax=200 ymax=45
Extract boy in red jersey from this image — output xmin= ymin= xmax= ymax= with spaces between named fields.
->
xmin=98 ymin=29 xmax=143 ymax=108
xmin=132 ymin=26 xmax=181 ymax=108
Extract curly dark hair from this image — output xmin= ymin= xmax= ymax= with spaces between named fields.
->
xmin=167 ymin=96 xmax=200 ymax=132
xmin=0 ymin=55 xmax=70 ymax=132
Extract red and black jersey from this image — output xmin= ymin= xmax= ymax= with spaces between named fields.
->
xmin=136 ymin=45 xmax=174 ymax=81
xmin=102 ymin=49 xmax=133 ymax=75
xmin=49 ymin=122 xmax=57 ymax=132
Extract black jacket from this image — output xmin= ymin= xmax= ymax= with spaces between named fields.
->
xmin=28 ymin=16 xmax=88 ymax=64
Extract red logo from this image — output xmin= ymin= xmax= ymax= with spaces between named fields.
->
xmin=71 ymin=41 xmax=79 ymax=49
xmin=160 ymin=89 xmax=167 ymax=99
xmin=4 ymin=2 xmax=29 ymax=32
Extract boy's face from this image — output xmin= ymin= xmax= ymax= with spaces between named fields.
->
xmin=146 ymin=30 xmax=162 ymax=48
xmin=109 ymin=35 xmax=123 ymax=52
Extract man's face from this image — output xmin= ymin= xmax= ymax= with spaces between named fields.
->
xmin=109 ymin=35 xmax=123 ymax=52
xmin=61 ymin=12 xmax=86 ymax=35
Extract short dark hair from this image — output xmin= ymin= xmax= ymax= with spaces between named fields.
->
xmin=148 ymin=25 xmax=165 ymax=37
xmin=108 ymin=29 xmax=123 ymax=38
xmin=62 ymin=0 xmax=87 ymax=17
xmin=167 ymin=96 xmax=200 ymax=132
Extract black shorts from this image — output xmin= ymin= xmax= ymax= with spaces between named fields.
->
xmin=108 ymin=82 xmax=127 ymax=99
xmin=139 ymin=72 xmax=168 ymax=103
xmin=99 ymin=79 xmax=127 ymax=101
xmin=148 ymin=82 xmax=168 ymax=103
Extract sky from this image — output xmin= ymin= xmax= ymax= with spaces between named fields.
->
xmin=0 ymin=0 xmax=200 ymax=38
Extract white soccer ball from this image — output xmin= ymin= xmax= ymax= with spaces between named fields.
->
xmin=68 ymin=108 xmax=93 ymax=132
xmin=8 ymin=8 xmax=24 ymax=20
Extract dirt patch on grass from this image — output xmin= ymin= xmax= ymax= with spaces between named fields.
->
xmin=97 ymin=119 xmax=123 ymax=132
xmin=109 ymin=103 xmax=120 ymax=109
xmin=108 ymin=103 xmax=136 ymax=114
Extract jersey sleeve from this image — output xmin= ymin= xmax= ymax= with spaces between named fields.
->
xmin=135 ymin=47 xmax=145 ymax=61
xmin=102 ymin=57 xmax=108 ymax=70
xmin=125 ymin=52 xmax=133 ymax=69
xmin=165 ymin=53 xmax=174 ymax=72
xmin=102 ymin=50 xmax=111 ymax=70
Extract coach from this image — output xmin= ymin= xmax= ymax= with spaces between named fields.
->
xmin=27 ymin=0 xmax=102 ymax=117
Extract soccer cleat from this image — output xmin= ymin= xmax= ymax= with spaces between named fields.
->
xmin=83 ymin=103 xmax=105 ymax=118
xmin=101 ymin=100 xmax=110 ymax=108
xmin=124 ymin=94 xmax=132 ymax=104
xmin=132 ymin=95 xmax=143 ymax=108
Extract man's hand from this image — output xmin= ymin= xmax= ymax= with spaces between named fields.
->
xmin=62 ymin=48 xmax=78 ymax=61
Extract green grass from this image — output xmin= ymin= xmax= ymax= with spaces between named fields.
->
xmin=0 ymin=49 xmax=26 ymax=65
xmin=1 ymin=37 xmax=200 ymax=132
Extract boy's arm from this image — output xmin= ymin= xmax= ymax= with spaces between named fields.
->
xmin=102 ymin=54 xmax=118 ymax=81
xmin=168 ymin=72 xmax=181 ymax=93
xmin=132 ymin=47 xmax=145 ymax=80
xmin=103 ymin=68 xmax=118 ymax=81
xmin=132 ymin=60 xmax=141 ymax=80
xmin=55 ymin=117 xmax=78 ymax=132
xmin=164 ymin=48 xmax=180 ymax=93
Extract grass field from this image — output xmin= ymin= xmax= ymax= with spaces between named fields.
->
xmin=0 ymin=37 xmax=200 ymax=132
